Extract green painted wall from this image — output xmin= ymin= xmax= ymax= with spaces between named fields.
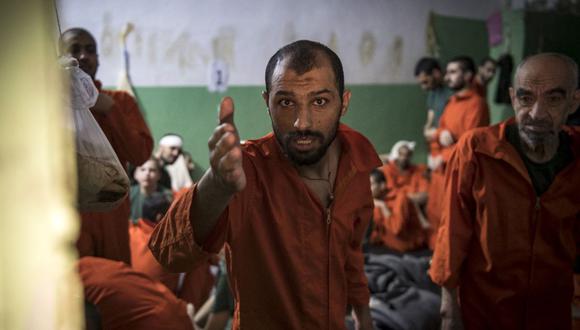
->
xmin=133 ymin=84 xmax=427 ymax=177
xmin=431 ymin=13 xmax=490 ymax=65
xmin=524 ymin=11 xmax=580 ymax=62
xmin=487 ymin=10 xmax=525 ymax=124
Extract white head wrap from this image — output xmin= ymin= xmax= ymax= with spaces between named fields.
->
xmin=388 ymin=140 xmax=416 ymax=162
xmin=159 ymin=134 xmax=183 ymax=148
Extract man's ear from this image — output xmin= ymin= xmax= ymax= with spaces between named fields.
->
xmin=261 ymin=91 xmax=269 ymax=110
xmin=340 ymin=90 xmax=352 ymax=117
xmin=509 ymin=87 xmax=515 ymax=106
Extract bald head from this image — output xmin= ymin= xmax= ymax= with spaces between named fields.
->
xmin=514 ymin=53 xmax=578 ymax=90
xmin=60 ymin=28 xmax=99 ymax=79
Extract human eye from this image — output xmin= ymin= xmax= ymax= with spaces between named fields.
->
xmin=86 ymin=45 xmax=97 ymax=54
xmin=313 ymin=98 xmax=328 ymax=106
xmin=518 ymin=95 xmax=534 ymax=106
xmin=69 ymin=44 xmax=80 ymax=55
xmin=546 ymin=94 xmax=563 ymax=105
xmin=278 ymin=99 xmax=294 ymax=107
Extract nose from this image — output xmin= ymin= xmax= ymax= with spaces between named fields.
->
xmin=293 ymin=106 xmax=312 ymax=130
xmin=528 ymin=101 xmax=549 ymax=121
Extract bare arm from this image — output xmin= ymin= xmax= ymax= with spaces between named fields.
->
xmin=191 ymin=97 xmax=246 ymax=244
xmin=352 ymin=304 xmax=374 ymax=330
xmin=424 ymin=109 xmax=437 ymax=141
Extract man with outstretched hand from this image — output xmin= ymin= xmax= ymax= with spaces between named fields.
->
xmin=149 ymin=40 xmax=379 ymax=329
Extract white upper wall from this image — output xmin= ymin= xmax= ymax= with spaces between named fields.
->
xmin=57 ymin=0 xmax=502 ymax=86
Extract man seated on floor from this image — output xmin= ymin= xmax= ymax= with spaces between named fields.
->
xmin=369 ymin=168 xmax=429 ymax=254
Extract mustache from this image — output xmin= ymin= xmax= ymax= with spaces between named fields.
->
xmin=285 ymin=130 xmax=324 ymax=140
xmin=521 ymin=118 xmax=551 ymax=128
xmin=520 ymin=120 xmax=553 ymax=133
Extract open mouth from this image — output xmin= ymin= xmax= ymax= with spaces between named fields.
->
xmin=291 ymin=137 xmax=317 ymax=151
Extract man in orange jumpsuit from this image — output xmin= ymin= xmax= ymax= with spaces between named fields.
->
xmin=473 ymin=56 xmax=497 ymax=98
xmin=130 ymin=193 xmax=215 ymax=310
xmin=79 ymin=256 xmax=197 ymax=330
xmin=429 ymin=53 xmax=580 ymax=330
xmin=60 ymin=28 xmax=153 ymax=264
xmin=371 ymin=141 xmax=429 ymax=253
xmin=425 ymin=56 xmax=490 ymax=249
xmin=149 ymin=40 xmax=379 ymax=329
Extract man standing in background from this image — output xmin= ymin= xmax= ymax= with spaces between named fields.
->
xmin=425 ymin=56 xmax=489 ymax=249
xmin=60 ymin=28 xmax=153 ymax=264
xmin=415 ymin=57 xmax=454 ymax=142
xmin=473 ymin=56 xmax=497 ymax=97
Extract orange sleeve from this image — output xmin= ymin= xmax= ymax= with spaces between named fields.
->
xmin=441 ymin=99 xmax=490 ymax=163
xmin=345 ymin=173 xmax=372 ymax=306
xmin=149 ymin=152 xmax=255 ymax=273
xmin=429 ymin=136 xmax=477 ymax=288
xmin=148 ymin=185 xmax=227 ymax=273
xmin=458 ymin=98 xmax=490 ymax=137
xmin=79 ymin=257 xmax=194 ymax=330
xmin=103 ymin=90 xmax=153 ymax=166
xmin=383 ymin=195 xmax=406 ymax=235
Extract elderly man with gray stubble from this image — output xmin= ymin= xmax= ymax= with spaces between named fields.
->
xmin=429 ymin=53 xmax=580 ymax=330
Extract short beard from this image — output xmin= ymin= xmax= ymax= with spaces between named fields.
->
xmin=273 ymin=120 xmax=339 ymax=166
xmin=517 ymin=123 xmax=558 ymax=161
xmin=450 ymin=81 xmax=465 ymax=92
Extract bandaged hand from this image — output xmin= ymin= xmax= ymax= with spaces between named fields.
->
xmin=427 ymin=155 xmax=443 ymax=171
xmin=439 ymin=129 xmax=454 ymax=147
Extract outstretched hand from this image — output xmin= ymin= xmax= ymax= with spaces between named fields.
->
xmin=207 ymin=97 xmax=246 ymax=192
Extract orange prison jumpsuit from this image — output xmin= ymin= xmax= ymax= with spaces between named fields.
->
xmin=370 ymin=193 xmax=426 ymax=252
xmin=77 ymin=80 xmax=153 ymax=265
xmin=371 ymin=162 xmax=429 ymax=251
xmin=79 ymin=257 xmax=194 ymax=330
xmin=426 ymin=88 xmax=489 ymax=249
xmin=429 ymin=118 xmax=580 ymax=330
xmin=130 ymin=218 xmax=215 ymax=309
xmin=149 ymin=124 xmax=381 ymax=330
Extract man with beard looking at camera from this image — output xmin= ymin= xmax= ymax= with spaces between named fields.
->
xmin=429 ymin=53 xmax=580 ymax=330
xmin=149 ymin=40 xmax=379 ymax=329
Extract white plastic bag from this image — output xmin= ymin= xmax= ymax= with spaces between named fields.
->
xmin=61 ymin=57 xmax=130 ymax=212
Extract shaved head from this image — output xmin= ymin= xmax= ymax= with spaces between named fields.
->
xmin=514 ymin=53 xmax=578 ymax=90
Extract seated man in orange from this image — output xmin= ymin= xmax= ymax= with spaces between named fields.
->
xmin=425 ymin=56 xmax=490 ymax=249
xmin=149 ymin=40 xmax=378 ymax=329
xmin=370 ymin=164 xmax=429 ymax=254
xmin=430 ymin=53 xmax=580 ymax=330
xmin=60 ymin=28 xmax=153 ymax=265
xmin=382 ymin=141 xmax=429 ymax=216
xmin=79 ymin=256 xmax=198 ymax=330
xmin=130 ymin=193 xmax=215 ymax=311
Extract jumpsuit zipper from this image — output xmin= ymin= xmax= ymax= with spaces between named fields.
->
xmin=525 ymin=196 xmax=541 ymax=329
xmin=325 ymin=192 xmax=334 ymax=329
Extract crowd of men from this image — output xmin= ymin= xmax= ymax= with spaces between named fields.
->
xmin=62 ymin=25 xmax=580 ymax=330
